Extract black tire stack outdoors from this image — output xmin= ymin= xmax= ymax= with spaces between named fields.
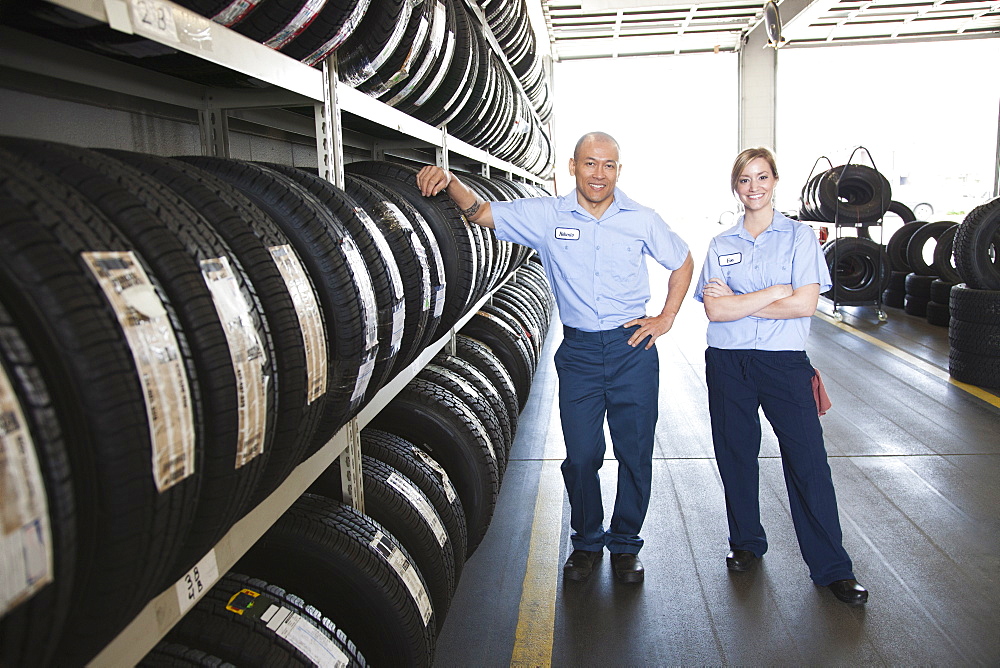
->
xmin=798 ymin=164 xmax=892 ymax=306
xmin=949 ymin=197 xmax=1000 ymax=387
xmin=0 ymin=139 xmax=557 ymax=666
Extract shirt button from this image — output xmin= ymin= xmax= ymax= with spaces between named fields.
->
xmin=596 ymin=245 xmax=601 ymax=250
xmin=595 ymin=272 xmax=600 ymax=276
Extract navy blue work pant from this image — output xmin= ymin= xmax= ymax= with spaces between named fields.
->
xmin=705 ymin=347 xmax=854 ymax=585
xmin=554 ymin=325 xmax=658 ymax=555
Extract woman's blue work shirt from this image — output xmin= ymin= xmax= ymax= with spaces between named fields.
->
xmin=491 ymin=188 xmax=690 ymax=332
xmin=694 ymin=210 xmax=832 ymax=351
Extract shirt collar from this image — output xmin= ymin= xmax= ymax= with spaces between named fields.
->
xmin=721 ymin=209 xmax=795 ymax=239
xmin=557 ymin=187 xmax=638 ymax=218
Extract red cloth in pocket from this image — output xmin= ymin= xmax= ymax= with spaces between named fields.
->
xmin=812 ymin=368 xmax=832 ymax=416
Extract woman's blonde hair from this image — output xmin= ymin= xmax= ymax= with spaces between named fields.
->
xmin=730 ymin=147 xmax=779 ymax=193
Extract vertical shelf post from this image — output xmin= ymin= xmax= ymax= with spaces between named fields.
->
xmin=198 ymin=96 xmax=231 ymax=157
xmin=317 ymin=55 xmax=345 ymax=188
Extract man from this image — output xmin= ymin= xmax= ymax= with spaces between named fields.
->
xmin=416 ymin=132 xmax=693 ymax=584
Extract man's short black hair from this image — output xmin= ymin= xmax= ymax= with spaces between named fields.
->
xmin=573 ymin=132 xmax=620 ymax=161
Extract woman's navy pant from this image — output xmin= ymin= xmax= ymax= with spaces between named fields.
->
xmin=705 ymin=347 xmax=855 ymax=586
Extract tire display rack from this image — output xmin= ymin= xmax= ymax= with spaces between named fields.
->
xmin=0 ymin=0 xmax=550 ymax=664
xmin=803 ymin=148 xmax=891 ymax=323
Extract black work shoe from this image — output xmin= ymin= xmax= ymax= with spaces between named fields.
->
xmin=726 ymin=549 xmax=760 ymax=572
xmin=827 ymin=578 xmax=868 ymax=605
xmin=563 ymin=549 xmax=602 ymax=582
xmin=610 ymin=553 xmax=644 ymax=584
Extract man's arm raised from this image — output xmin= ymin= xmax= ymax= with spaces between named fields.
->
xmin=416 ymin=166 xmax=495 ymax=228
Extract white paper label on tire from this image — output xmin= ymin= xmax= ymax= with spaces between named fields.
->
xmin=370 ymin=530 xmax=433 ymax=626
xmin=432 ymin=284 xmax=446 ymax=319
xmin=269 ymin=245 xmax=328 ymax=404
xmin=386 ymin=472 xmax=448 ymax=547
xmin=261 ymin=604 xmax=350 ymax=667
xmin=390 ymin=302 xmax=405 ymax=356
xmin=0 ymin=365 xmax=53 ymax=616
xmin=175 ymin=549 xmax=219 ymax=615
xmin=201 ymin=257 xmax=268 ymax=468
xmin=342 ymin=239 xmax=378 ymax=351
xmin=413 ymin=446 xmax=457 ymax=503
xmin=83 ymin=251 xmax=195 ymax=491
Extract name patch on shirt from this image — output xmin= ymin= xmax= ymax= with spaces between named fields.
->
xmin=554 ymin=227 xmax=580 ymax=241
xmin=718 ymin=252 xmax=742 ymax=266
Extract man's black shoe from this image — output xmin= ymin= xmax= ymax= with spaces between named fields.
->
xmin=563 ymin=549 xmax=602 ymax=582
xmin=827 ymin=578 xmax=868 ymax=605
xmin=725 ymin=549 xmax=759 ymax=572
xmin=610 ymin=553 xmax=644 ymax=584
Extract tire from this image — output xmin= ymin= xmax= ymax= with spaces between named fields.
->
xmin=904 ymin=293 xmax=929 ymax=317
xmin=15 ymin=143 xmax=281 ymax=578
xmin=384 ymin=0 xmax=457 ymax=109
xmin=948 ymin=320 xmax=1000 ymax=356
xmin=815 ymin=164 xmax=891 ymax=224
xmin=278 ymin=0 xmax=371 ymax=64
xmin=360 ymin=428 xmax=468 ymax=576
xmin=953 ymin=197 xmax=1000 ymax=290
xmin=925 ymin=300 xmax=950 ymax=327
xmin=455 ymin=334 xmax=520 ymax=429
xmin=138 ymin=641 xmax=232 ymax=667
xmin=932 ymin=224 xmax=963 ymax=285
xmin=882 ymin=288 xmax=905 ymax=309
xmin=949 ymin=347 xmax=1000 ymax=388
xmin=949 ymin=284 xmax=1000 ymax=325
xmin=409 ymin=0 xmax=478 ymax=126
xmin=358 ymin=0 xmax=434 ymax=99
xmin=309 ymin=454 xmax=456 ymax=629
xmin=160 ymin=572 xmax=366 ymax=666
xmin=0 ymin=147 xmax=201 ymax=664
xmin=101 ymin=151 xmax=326 ymax=506
xmin=0 ymin=296 xmax=76 ymax=668
xmin=906 ymin=221 xmax=955 ymax=276
xmin=905 ymin=272 xmax=937 ymax=299
xmin=887 ymin=200 xmax=916 ymax=223
xmin=263 ymin=164 xmax=404 ymax=398
xmin=886 ymin=220 xmax=928 ymax=272
xmin=237 ymin=494 xmax=436 ymax=666
xmin=461 ymin=310 xmax=534 ymax=410
xmin=229 ymin=0 xmax=327 ymax=47
xmin=347 ymin=161 xmax=478 ymax=338
xmin=418 ymin=363 xmax=508 ymax=475
xmin=349 ymin=174 xmax=446 ymax=354
xmin=336 ymin=0 xmax=412 ymax=85
xmin=929 ymin=279 xmax=955 ymax=305
xmin=887 ymin=269 xmax=908 ymax=292
xmin=430 ymin=354 xmax=514 ymax=459
xmin=822 ymin=237 xmax=890 ymax=303
xmin=177 ymin=157 xmax=378 ymax=448
xmin=345 ymin=174 xmax=431 ymax=372
xmin=369 ymin=378 xmax=500 ymax=554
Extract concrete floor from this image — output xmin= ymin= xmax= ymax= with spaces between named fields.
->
xmin=433 ymin=297 xmax=1000 ymax=666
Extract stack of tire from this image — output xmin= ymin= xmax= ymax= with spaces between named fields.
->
xmin=884 ymin=219 xmax=959 ymax=323
xmin=799 ymin=164 xmax=892 ymax=304
xmin=0 ymin=136 xmax=556 ymax=665
xmin=477 ymin=0 xmax=553 ymax=124
xmin=7 ymin=0 xmax=555 ymax=177
xmin=948 ymin=197 xmax=1000 ymax=388
xmin=182 ymin=0 xmax=555 ymax=176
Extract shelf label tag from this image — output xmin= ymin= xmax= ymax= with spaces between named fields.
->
xmin=175 ymin=549 xmax=220 ymax=615
xmin=129 ymin=0 xmax=180 ymax=43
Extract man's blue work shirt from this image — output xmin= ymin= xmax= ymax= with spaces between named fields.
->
xmin=491 ymin=188 xmax=689 ymax=331
xmin=694 ymin=210 xmax=832 ymax=351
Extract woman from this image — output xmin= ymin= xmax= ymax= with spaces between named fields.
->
xmin=694 ymin=147 xmax=868 ymax=605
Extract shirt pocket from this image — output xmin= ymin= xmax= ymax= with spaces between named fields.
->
xmin=608 ymin=241 xmax=642 ymax=284
xmin=763 ymin=257 xmax=793 ymax=287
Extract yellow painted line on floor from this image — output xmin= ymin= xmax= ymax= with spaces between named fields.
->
xmin=815 ymin=311 xmax=1000 ymax=408
xmin=511 ymin=409 xmax=564 ymax=667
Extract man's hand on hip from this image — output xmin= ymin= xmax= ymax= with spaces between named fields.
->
xmin=624 ymin=313 xmax=677 ymax=350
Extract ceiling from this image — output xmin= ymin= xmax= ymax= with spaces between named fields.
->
xmin=537 ymin=0 xmax=1000 ymax=60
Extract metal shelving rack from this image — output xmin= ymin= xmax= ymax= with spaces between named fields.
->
xmin=804 ymin=148 xmax=890 ymax=323
xmin=0 ymin=0 xmax=551 ymax=664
